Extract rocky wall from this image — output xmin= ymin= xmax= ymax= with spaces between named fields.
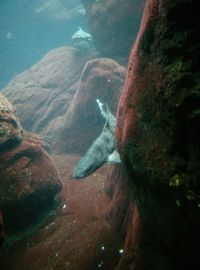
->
xmin=115 ymin=0 xmax=200 ymax=269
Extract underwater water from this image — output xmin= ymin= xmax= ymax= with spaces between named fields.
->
xmin=2 ymin=0 xmax=199 ymax=270
xmin=0 ymin=0 xmax=87 ymax=89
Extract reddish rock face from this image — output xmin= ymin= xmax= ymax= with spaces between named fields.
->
xmin=115 ymin=0 xmax=200 ymax=269
xmin=104 ymin=164 xmax=142 ymax=270
xmin=0 ymin=94 xmax=62 ymax=234
xmin=0 ymin=94 xmax=23 ymax=151
xmin=0 ymin=131 xmax=62 ymax=230
xmin=2 ymin=47 xmax=95 ymax=136
xmin=54 ymin=58 xmax=125 ymax=154
xmin=81 ymin=0 xmax=145 ymax=59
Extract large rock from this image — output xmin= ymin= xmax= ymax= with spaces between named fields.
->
xmin=2 ymin=47 xmax=95 ymax=135
xmin=0 ymin=95 xmax=62 ymax=231
xmin=81 ymin=0 xmax=145 ymax=59
xmin=53 ymin=58 xmax=125 ymax=154
xmin=115 ymin=0 xmax=200 ymax=269
xmin=104 ymin=164 xmax=142 ymax=270
xmin=0 ymin=131 xmax=62 ymax=230
xmin=0 ymin=94 xmax=23 ymax=151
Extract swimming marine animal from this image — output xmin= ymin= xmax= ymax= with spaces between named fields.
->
xmin=72 ymin=99 xmax=121 ymax=179
xmin=71 ymin=26 xmax=93 ymax=52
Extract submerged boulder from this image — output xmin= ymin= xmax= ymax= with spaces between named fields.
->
xmin=2 ymin=47 xmax=95 ymax=136
xmin=0 ymin=94 xmax=23 ymax=151
xmin=0 ymin=131 xmax=62 ymax=230
xmin=115 ymin=0 xmax=200 ymax=269
xmin=0 ymin=95 xmax=62 ymax=231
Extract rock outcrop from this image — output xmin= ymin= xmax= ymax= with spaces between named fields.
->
xmin=0 ymin=94 xmax=23 ymax=151
xmin=0 ymin=132 xmax=63 ymax=231
xmin=81 ymin=0 xmax=146 ymax=59
xmin=115 ymin=0 xmax=200 ymax=269
xmin=0 ymin=94 xmax=62 ymax=231
xmin=2 ymin=47 xmax=95 ymax=136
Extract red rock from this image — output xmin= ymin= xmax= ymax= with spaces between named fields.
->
xmin=104 ymin=164 xmax=142 ymax=270
xmin=2 ymin=47 xmax=95 ymax=136
xmin=0 ymin=95 xmax=62 ymax=230
xmin=0 ymin=131 xmax=62 ymax=230
xmin=104 ymin=164 xmax=129 ymax=229
xmin=115 ymin=203 xmax=141 ymax=270
xmin=81 ymin=0 xmax=145 ymax=58
xmin=53 ymin=58 xmax=125 ymax=154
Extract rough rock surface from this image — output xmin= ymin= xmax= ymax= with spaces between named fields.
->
xmin=0 ymin=210 xmax=5 ymax=246
xmin=116 ymin=0 xmax=200 ymax=269
xmin=0 ymin=94 xmax=23 ymax=151
xmin=2 ymin=47 xmax=95 ymax=136
xmin=81 ymin=0 xmax=145 ymax=59
xmin=53 ymin=58 xmax=125 ymax=154
xmin=0 ymin=131 xmax=63 ymax=231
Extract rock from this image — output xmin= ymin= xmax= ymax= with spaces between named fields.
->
xmin=0 ymin=131 xmax=62 ymax=230
xmin=0 ymin=210 xmax=5 ymax=246
xmin=104 ymin=165 xmax=142 ymax=270
xmin=0 ymin=94 xmax=23 ymax=151
xmin=115 ymin=0 xmax=200 ymax=269
xmin=81 ymin=0 xmax=145 ymax=59
xmin=2 ymin=47 xmax=95 ymax=137
xmin=53 ymin=58 xmax=125 ymax=154
xmin=104 ymin=165 xmax=129 ymax=230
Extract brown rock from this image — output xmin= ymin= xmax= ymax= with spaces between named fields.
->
xmin=81 ymin=0 xmax=145 ymax=58
xmin=2 ymin=47 xmax=95 ymax=135
xmin=0 ymin=93 xmax=23 ymax=151
xmin=0 ymin=131 xmax=62 ymax=230
xmin=53 ymin=58 xmax=126 ymax=154
xmin=0 ymin=155 xmax=121 ymax=270
xmin=104 ymin=164 xmax=142 ymax=270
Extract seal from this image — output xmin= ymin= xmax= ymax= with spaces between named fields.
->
xmin=73 ymin=99 xmax=121 ymax=179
